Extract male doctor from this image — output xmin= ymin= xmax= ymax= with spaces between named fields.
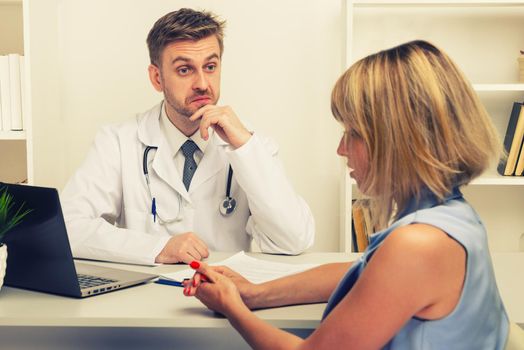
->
xmin=61 ymin=8 xmax=315 ymax=265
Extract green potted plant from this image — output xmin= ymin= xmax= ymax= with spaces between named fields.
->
xmin=0 ymin=186 xmax=32 ymax=291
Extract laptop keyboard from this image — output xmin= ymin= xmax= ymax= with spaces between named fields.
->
xmin=77 ymin=274 xmax=117 ymax=289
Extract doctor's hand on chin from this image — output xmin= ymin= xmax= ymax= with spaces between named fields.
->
xmin=190 ymin=105 xmax=252 ymax=149
xmin=155 ymin=232 xmax=210 ymax=264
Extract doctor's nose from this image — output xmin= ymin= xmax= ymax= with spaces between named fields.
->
xmin=192 ymin=70 xmax=210 ymax=91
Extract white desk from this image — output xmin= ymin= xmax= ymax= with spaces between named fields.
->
xmin=0 ymin=252 xmax=522 ymax=350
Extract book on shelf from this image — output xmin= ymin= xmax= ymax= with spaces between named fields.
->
xmin=8 ymin=54 xmax=23 ymax=131
xmin=0 ymin=55 xmax=11 ymax=132
xmin=0 ymin=54 xmax=25 ymax=133
xmin=497 ymin=102 xmax=524 ymax=176
xmin=514 ymin=134 xmax=524 ymax=176
xmin=351 ymin=199 xmax=374 ymax=252
xmin=350 ymin=202 xmax=358 ymax=253
xmin=20 ymin=56 xmax=26 ymax=130
xmin=352 ymin=202 xmax=367 ymax=252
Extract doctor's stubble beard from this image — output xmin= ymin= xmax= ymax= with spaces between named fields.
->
xmin=163 ymin=88 xmax=218 ymax=119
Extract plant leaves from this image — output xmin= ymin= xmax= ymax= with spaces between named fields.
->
xmin=0 ymin=186 xmax=33 ymax=241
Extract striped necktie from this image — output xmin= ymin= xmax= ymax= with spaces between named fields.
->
xmin=181 ymin=140 xmax=199 ymax=190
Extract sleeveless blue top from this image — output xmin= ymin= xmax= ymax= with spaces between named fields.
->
xmin=323 ymin=188 xmax=509 ymax=349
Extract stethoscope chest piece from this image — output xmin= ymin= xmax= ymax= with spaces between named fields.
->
xmin=220 ymin=197 xmax=236 ymax=216
xmin=219 ymin=165 xmax=236 ymax=216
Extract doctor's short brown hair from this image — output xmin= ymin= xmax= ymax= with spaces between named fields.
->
xmin=146 ymin=8 xmax=226 ymax=67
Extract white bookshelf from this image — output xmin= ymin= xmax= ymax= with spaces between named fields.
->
xmin=0 ymin=130 xmax=26 ymax=140
xmin=0 ymin=0 xmax=32 ymax=184
xmin=342 ymin=0 xmax=524 ymax=252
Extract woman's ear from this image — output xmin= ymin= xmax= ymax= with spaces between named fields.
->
xmin=148 ymin=64 xmax=163 ymax=92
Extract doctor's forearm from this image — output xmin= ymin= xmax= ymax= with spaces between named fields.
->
xmin=66 ymin=216 xmax=169 ymax=265
xmin=228 ymin=136 xmax=315 ymax=253
xmin=246 ymin=187 xmax=314 ymax=254
xmin=249 ymin=205 xmax=314 ymax=254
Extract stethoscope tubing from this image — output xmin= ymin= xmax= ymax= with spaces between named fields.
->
xmin=142 ymin=144 xmax=236 ymax=219
xmin=143 ymin=146 xmax=157 ymax=185
xmin=226 ymin=165 xmax=233 ymax=198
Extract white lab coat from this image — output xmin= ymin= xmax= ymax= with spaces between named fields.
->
xmin=61 ymin=102 xmax=315 ymax=265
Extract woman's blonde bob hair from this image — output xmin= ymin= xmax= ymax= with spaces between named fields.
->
xmin=331 ymin=40 xmax=501 ymax=229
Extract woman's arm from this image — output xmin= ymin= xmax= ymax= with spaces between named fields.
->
xmin=187 ymin=262 xmax=311 ymax=350
xmin=244 ymin=262 xmax=352 ymax=309
xmin=300 ymin=223 xmax=466 ymax=349
xmin=185 ymin=261 xmax=352 ymax=309
xmin=188 ymin=223 xmax=466 ymax=350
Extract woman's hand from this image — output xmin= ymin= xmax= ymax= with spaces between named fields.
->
xmin=184 ymin=262 xmax=262 ymax=309
xmin=183 ymin=261 xmax=247 ymax=317
xmin=209 ymin=265 xmax=262 ymax=308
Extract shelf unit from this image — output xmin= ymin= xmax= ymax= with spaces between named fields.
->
xmin=0 ymin=130 xmax=26 ymax=140
xmin=0 ymin=0 xmax=33 ymax=184
xmin=341 ymin=0 xmax=524 ymax=252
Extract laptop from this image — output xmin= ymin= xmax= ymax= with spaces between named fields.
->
xmin=1 ymin=182 xmax=158 ymax=298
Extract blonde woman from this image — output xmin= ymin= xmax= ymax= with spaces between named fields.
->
xmin=184 ymin=40 xmax=509 ymax=349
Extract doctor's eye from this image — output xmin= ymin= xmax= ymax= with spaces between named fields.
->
xmin=205 ymin=63 xmax=217 ymax=72
xmin=177 ymin=66 xmax=192 ymax=76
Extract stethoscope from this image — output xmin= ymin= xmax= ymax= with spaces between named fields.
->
xmin=142 ymin=145 xmax=237 ymax=223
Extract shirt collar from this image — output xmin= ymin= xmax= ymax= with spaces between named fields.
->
xmin=397 ymin=186 xmax=463 ymax=219
xmin=160 ymin=101 xmax=209 ymax=155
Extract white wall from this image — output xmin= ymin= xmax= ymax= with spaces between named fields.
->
xmin=29 ymin=0 xmax=346 ymax=252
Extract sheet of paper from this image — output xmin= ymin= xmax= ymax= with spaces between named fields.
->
xmin=160 ymin=251 xmax=318 ymax=284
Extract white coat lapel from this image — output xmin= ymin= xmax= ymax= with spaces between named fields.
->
xmin=152 ymin=139 xmax=191 ymax=203
xmin=189 ymin=131 xmax=228 ymax=193
xmin=137 ymin=103 xmax=191 ymax=203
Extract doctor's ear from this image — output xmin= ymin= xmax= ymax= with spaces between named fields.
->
xmin=148 ymin=64 xmax=163 ymax=92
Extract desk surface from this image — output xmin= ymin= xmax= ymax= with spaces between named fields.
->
xmin=0 ymin=252 xmax=522 ymax=328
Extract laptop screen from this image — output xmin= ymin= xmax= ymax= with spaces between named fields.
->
xmin=2 ymin=183 xmax=82 ymax=296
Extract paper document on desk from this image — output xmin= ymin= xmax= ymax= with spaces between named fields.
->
xmin=160 ymin=251 xmax=318 ymax=284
